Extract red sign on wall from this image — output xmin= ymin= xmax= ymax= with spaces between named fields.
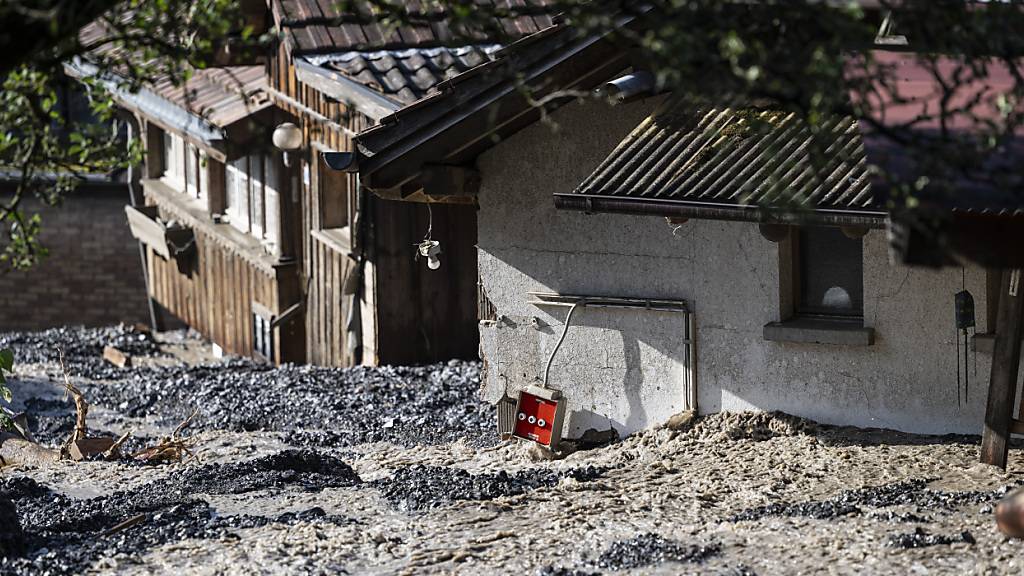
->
xmin=512 ymin=389 xmax=561 ymax=447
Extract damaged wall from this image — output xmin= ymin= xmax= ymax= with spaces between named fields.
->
xmin=476 ymin=97 xmax=994 ymax=438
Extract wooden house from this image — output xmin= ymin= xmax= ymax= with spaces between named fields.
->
xmin=261 ymin=0 xmax=555 ymax=365
xmin=65 ymin=3 xmax=556 ymax=367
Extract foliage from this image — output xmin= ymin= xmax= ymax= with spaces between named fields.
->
xmin=0 ymin=348 xmax=13 ymax=430
xmin=0 ymin=0 xmax=266 ymax=271
xmin=346 ymin=0 xmax=1024 ymax=213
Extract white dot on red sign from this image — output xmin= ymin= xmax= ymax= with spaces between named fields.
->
xmin=528 ymin=416 xmax=536 ymax=424
xmin=518 ymin=413 xmax=526 ymax=421
xmin=537 ymin=419 xmax=546 ymax=428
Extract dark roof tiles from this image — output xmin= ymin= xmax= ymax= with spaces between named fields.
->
xmin=307 ymin=45 xmax=498 ymax=103
xmin=273 ymin=0 xmax=556 ymax=54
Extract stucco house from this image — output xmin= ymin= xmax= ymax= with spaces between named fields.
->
xmin=344 ymin=21 xmax=1021 ymax=443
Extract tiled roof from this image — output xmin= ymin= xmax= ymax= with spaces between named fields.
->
xmin=305 ymin=45 xmax=499 ymax=104
xmin=77 ymin=21 xmax=270 ymax=128
xmin=272 ymin=0 xmax=556 ymax=54
xmin=559 ymin=93 xmax=883 ymax=223
xmin=145 ymin=66 xmax=271 ymax=128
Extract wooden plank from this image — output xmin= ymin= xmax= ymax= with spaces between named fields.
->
xmin=982 ymin=268 xmax=1024 ymax=468
xmin=125 ymin=205 xmax=173 ymax=259
xmin=333 ymin=250 xmax=343 ymax=364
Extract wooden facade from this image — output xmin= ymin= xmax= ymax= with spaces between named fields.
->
xmin=107 ymin=3 xmax=483 ymax=367
xmin=267 ymin=40 xmax=481 ymax=366
xmin=140 ymin=177 xmax=304 ymax=364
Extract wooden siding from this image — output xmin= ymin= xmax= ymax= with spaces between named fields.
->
xmin=270 ymin=45 xmax=480 ymax=366
xmin=306 ymin=230 xmax=353 ymax=365
xmin=371 ymin=199 xmax=479 ymax=365
xmin=143 ymin=181 xmax=304 ymax=363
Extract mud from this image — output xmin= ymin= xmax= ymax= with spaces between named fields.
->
xmin=3 ymin=327 xmax=1024 ymax=574
xmin=0 ymin=451 xmax=359 ymax=575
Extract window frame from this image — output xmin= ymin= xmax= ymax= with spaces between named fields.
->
xmin=790 ymin=225 xmax=864 ymax=317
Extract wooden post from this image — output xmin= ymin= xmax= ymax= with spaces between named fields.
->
xmin=982 ymin=268 xmax=1024 ymax=468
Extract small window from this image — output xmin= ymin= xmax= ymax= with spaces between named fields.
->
xmin=796 ymin=226 xmax=863 ymax=319
xmin=253 ymin=311 xmax=274 ymax=361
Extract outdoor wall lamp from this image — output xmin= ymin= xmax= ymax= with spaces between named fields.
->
xmin=272 ymin=122 xmax=303 ymax=167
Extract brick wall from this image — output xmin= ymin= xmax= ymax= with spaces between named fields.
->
xmin=0 ymin=187 xmax=150 ymax=330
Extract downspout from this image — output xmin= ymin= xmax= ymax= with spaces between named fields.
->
xmin=345 ymin=173 xmax=367 ymax=365
xmin=123 ymin=115 xmax=161 ymax=330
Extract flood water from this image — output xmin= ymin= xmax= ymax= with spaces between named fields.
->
xmin=0 ymin=326 xmax=1022 ymax=575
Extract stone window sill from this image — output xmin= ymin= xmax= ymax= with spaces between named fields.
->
xmin=764 ymin=317 xmax=875 ymax=346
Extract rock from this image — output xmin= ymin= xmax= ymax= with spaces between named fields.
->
xmin=665 ymin=410 xmax=697 ymax=431
xmin=996 ymin=487 xmax=1024 ymax=538
xmin=0 ymin=496 xmax=24 ymax=558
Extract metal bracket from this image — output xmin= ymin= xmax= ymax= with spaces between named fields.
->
xmin=527 ymin=291 xmax=689 ymax=313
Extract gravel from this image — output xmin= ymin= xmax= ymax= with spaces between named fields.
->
xmin=0 ymin=325 xmax=159 ymax=380
xmin=728 ymin=479 xmax=999 ymax=522
xmin=595 ymin=533 xmax=721 ymax=570
xmin=0 ymin=497 xmax=23 ymax=559
xmin=372 ymin=465 xmax=605 ymax=511
xmin=887 ymin=527 xmax=976 ymax=548
xmin=81 ymin=359 xmax=494 ymax=449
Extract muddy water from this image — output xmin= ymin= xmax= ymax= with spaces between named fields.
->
xmin=1 ymin=329 xmax=1023 ymax=575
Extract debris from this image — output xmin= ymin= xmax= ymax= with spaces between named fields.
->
xmin=596 ymin=533 xmax=721 ymax=570
xmin=101 ymin=431 xmax=132 ymax=460
xmin=102 ymin=513 xmax=147 ymax=536
xmin=101 ymin=346 xmax=131 ymax=368
xmin=665 ymin=409 xmax=697 ymax=431
xmin=57 ymin=350 xmax=108 ymax=461
xmin=133 ymin=408 xmax=198 ymax=464
xmin=887 ymin=527 xmax=976 ymax=548
xmin=68 ymin=437 xmax=116 ymax=462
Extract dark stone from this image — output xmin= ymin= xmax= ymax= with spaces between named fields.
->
xmin=0 ymin=496 xmax=24 ymax=558
xmin=596 ymin=533 xmax=720 ymax=570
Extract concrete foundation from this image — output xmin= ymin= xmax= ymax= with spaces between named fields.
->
xmin=476 ymin=98 xmax=995 ymax=438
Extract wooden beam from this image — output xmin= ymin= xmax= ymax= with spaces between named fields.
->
xmin=418 ymin=164 xmax=480 ymax=198
xmin=982 ymin=268 xmax=1024 ymax=468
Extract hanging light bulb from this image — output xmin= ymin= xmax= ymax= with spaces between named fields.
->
xmin=416 ymin=239 xmax=442 ymax=270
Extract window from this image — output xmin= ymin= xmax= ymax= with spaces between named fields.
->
xmin=226 ymin=156 xmax=250 ymax=233
xmin=796 ymin=226 xmax=864 ymax=319
xmin=162 ymin=132 xmax=184 ymax=187
xmin=161 ymin=133 xmax=205 ymax=199
xmin=224 ymin=154 xmax=281 ymax=251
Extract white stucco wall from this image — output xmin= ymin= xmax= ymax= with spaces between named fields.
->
xmin=476 ymin=97 xmax=995 ymax=438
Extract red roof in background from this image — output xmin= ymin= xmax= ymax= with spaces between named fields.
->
xmin=850 ymin=49 xmax=1024 ymax=216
